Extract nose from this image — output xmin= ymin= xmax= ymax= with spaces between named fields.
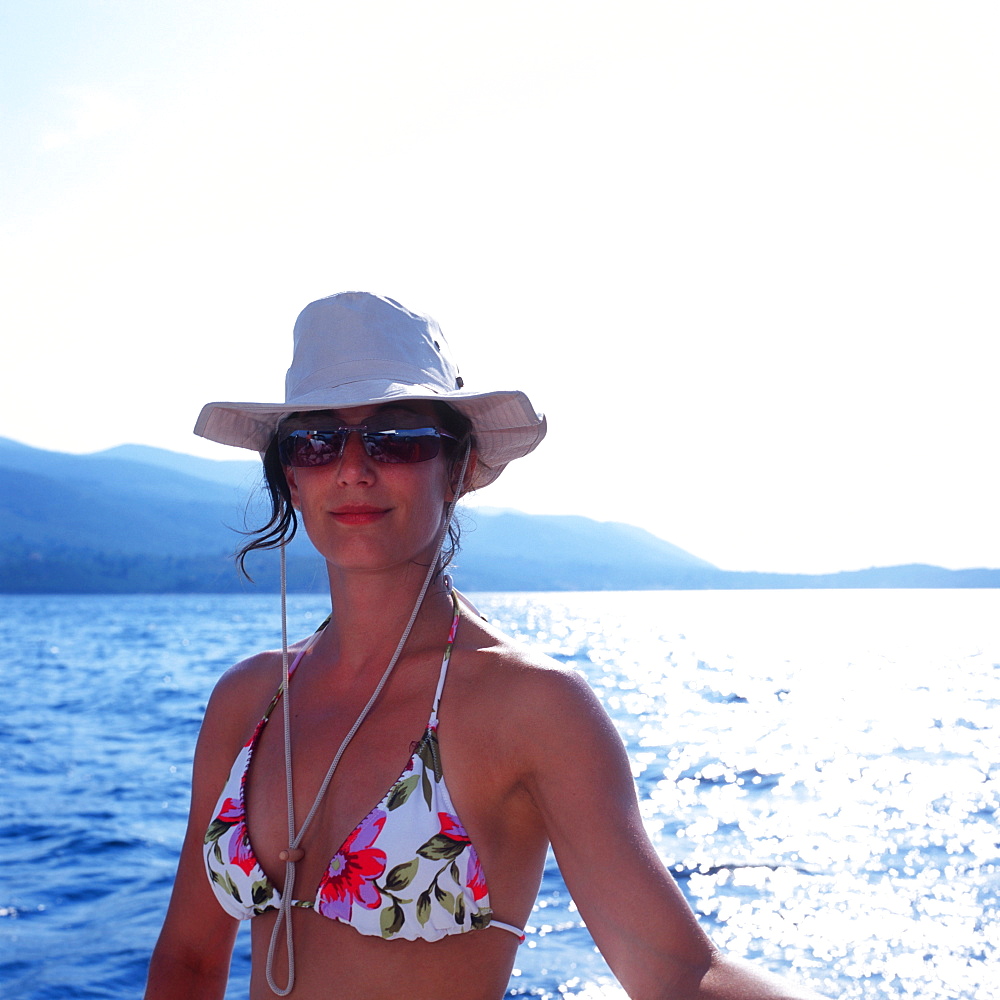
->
xmin=336 ymin=430 xmax=376 ymax=485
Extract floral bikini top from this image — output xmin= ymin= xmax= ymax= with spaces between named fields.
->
xmin=203 ymin=599 xmax=524 ymax=943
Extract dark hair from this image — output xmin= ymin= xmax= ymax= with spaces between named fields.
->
xmin=236 ymin=403 xmax=475 ymax=580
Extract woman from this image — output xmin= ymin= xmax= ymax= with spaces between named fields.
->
xmin=146 ymin=292 xmax=825 ymax=999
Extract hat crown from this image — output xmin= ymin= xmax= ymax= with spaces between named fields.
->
xmin=285 ymin=292 xmax=460 ymax=405
xmin=194 ymin=289 xmax=546 ymax=490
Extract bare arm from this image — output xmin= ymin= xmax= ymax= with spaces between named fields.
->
xmin=697 ymin=955 xmax=827 ymax=1000
xmin=144 ymin=670 xmax=252 ymax=999
xmin=519 ymin=667 xmax=828 ymax=1000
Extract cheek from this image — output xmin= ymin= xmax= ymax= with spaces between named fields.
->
xmin=285 ymin=466 xmax=335 ymax=514
xmin=411 ymin=465 xmax=455 ymax=531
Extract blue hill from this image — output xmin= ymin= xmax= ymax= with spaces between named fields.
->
xmin=1 ymin=437 xmax=997 ymax=593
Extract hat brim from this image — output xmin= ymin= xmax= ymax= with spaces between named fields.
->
xmin=194 ymin=383 xmax=546 ymax=490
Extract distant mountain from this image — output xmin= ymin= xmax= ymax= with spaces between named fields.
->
xmin=0 ymin=436 xmax=251 ymax=555
xmin=454 ymin=508 xmax=718 ymax=590
xmin=94 ymin=443 xmax=262 ymax=489
xmin=1 ymin=437 xmax=997 ymax=594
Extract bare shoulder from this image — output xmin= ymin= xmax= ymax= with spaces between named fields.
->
xmin=201 ymin=636 xmax=310 ymax=746
xmin=456 ymin=609 xmax=590 ymax=691
xmin=210 ymin=645 xmax=280 ymax=702
xmin=452 ymin=610 xmax=617 ymax=758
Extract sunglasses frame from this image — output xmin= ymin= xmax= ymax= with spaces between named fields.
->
xmin=278 ymin=425 xmax=459 ymax=468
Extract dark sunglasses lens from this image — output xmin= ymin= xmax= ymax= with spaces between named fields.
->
xmin=279 ymin=428 xmax=448 ymax=466
xmin=279 ymin=430 xmax=345 ymax=467
xmin=365 ymin=430 xmax=443 ymax=464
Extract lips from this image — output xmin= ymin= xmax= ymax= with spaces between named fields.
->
xmin=329 ymin=504 xmax=390 ymax=525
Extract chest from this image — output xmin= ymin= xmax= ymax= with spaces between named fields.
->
xmin=243 ymin=673 xmax=437 ymax=889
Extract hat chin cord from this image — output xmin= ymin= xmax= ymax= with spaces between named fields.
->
xmin=265 ymin=443 xmax=471 ymax=995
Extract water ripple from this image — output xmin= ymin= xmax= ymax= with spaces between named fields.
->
xmin=2 ymin=589 xmax=998 ymax=999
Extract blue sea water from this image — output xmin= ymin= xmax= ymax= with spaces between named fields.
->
xmin=1 ymin=588 xmax=997 ymax=999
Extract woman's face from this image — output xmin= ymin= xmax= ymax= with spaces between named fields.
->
xmin=281 ymin=402 xmax=466 ymax=577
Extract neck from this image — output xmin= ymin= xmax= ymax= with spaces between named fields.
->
xmin=314 ymin=560 xmax=453 ymax=675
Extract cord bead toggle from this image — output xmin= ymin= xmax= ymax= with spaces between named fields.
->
xmin=279 ymin=847 xmax=305 ymax=863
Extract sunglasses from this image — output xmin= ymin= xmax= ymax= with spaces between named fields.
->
xmin=278 ymin=426 xmax=459 ymax=468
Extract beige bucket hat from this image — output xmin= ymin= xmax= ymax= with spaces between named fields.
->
xmin=194 ymin=291 xmax=546 ymax=490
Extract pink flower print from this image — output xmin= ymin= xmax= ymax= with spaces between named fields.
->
xmin=227 ymin=823 xmax=257 ymax=876
xmin=466 ymin=843 xmax=488 ymax=901
xmin=317 ymin=810 xmax=387 ymax=920
xmin=436 ymin=814 xmax=488 ymax=900
xmin=425 ymin=814 xmax=488 ymax=898
xmin=207 ymin=796 xmax=258 ymax=877
xmin=217 ymin=797 xmax=244 ymax=824
xmin=437 ymin=812 xmax=469 ymax=844
xmin=213 ymin=797 xmax=258 ymax=876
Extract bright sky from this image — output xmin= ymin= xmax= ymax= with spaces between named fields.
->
xmin=1 ymin=1 xmax=997 ymax=574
